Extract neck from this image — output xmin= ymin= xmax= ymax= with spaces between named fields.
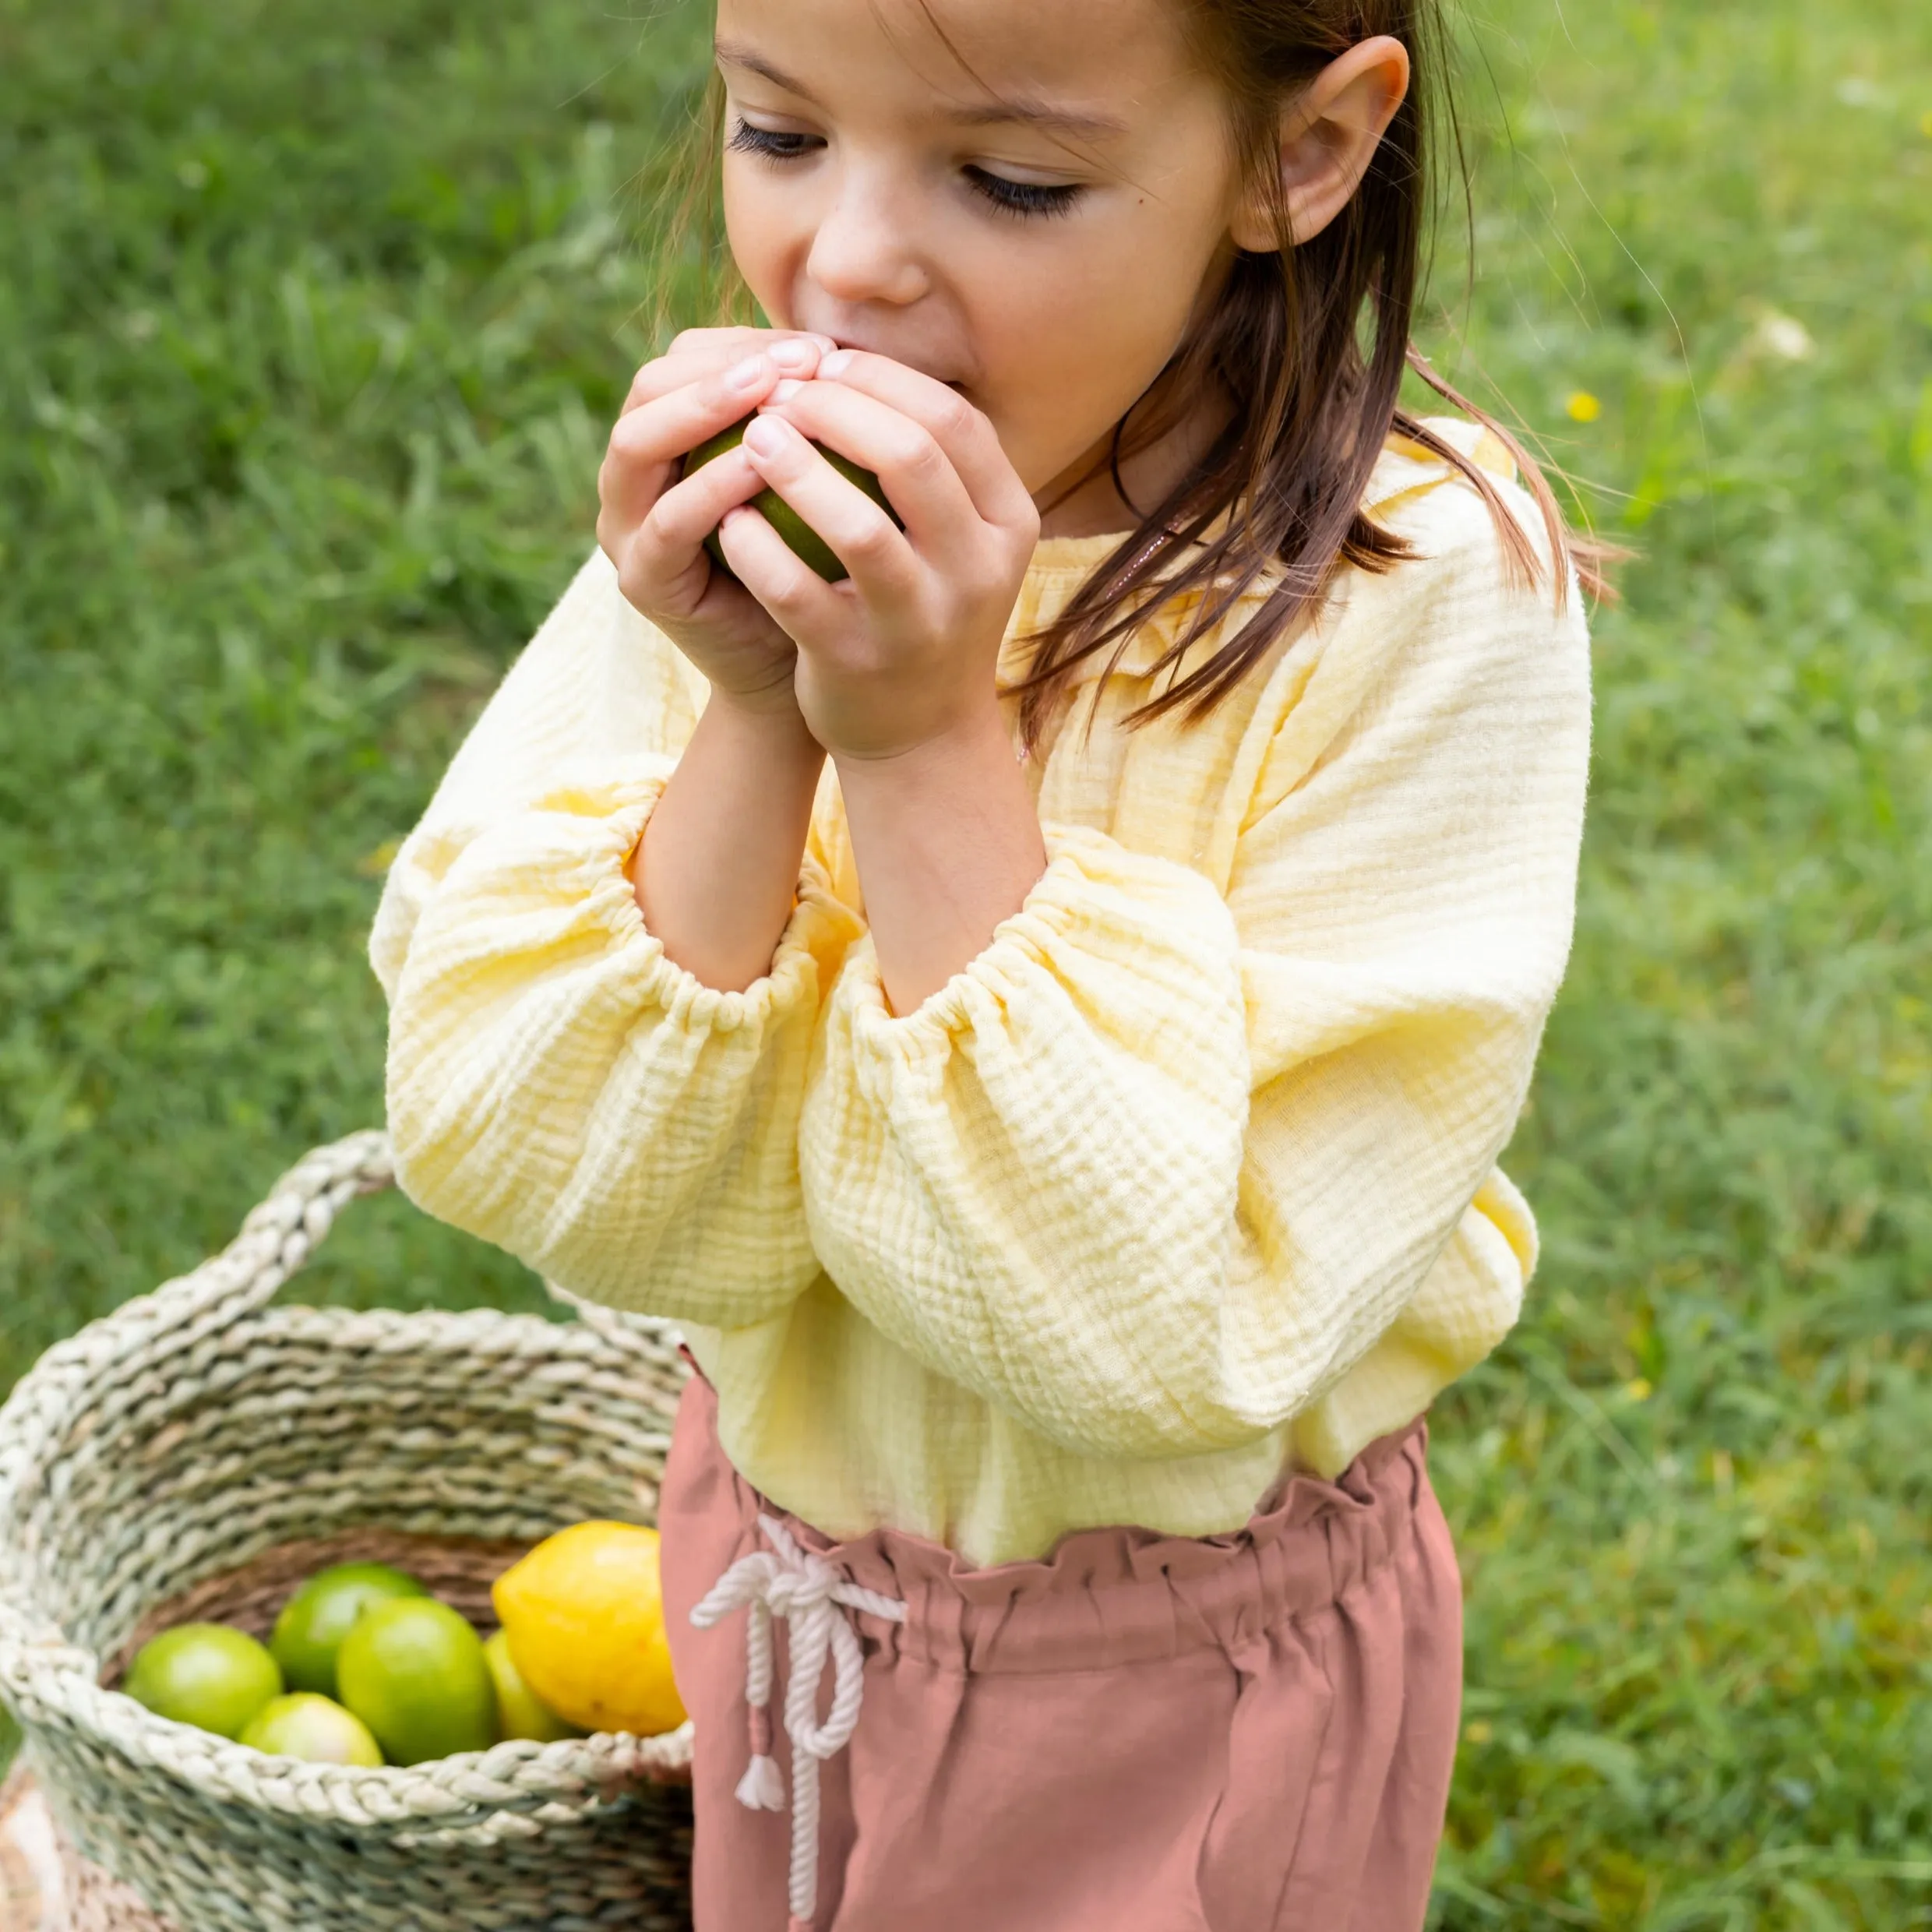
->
xmin=1034 ymin=376 xmax=1234 ymax=541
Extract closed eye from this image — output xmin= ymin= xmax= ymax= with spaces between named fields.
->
xmin=728 ymin=119 xmax=1084 ymax=223
xmin=963 ymin=167 xmax=1084 ymax=220
xmin=727 ymin=120 xmax=821 ymax=163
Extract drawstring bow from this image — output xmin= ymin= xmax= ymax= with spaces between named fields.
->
xmin=689 ymin=1514 xmax=905 ymax=1928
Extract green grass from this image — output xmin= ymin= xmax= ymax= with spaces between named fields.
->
xmin=2 ymin=0 xmax=1927 ymax=1923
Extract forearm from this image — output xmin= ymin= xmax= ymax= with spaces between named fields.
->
xmin=834 ymin=707 xmax=1047 ymax=1014
xmin=630 ymin=693 xmax=826 ymax=992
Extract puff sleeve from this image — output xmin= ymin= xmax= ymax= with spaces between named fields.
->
xmin=371 ymin=550 xmax=861 ymax=1326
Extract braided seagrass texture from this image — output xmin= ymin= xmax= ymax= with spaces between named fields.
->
xmin=0 ymin=1131 xmax=697 ymax=1930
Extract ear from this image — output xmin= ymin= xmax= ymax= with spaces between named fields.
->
xmin=1230 ymin=35 xmax=1412 ymax=252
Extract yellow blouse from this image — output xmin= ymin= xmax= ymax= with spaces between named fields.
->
xmin=371 ymin=418 xmax=1592 ymax=1565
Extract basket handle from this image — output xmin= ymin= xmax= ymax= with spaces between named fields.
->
xmin=0 ymin=1133 xmax=380 ymax=1488
xmin=0 ymin=1137 xmax=389 ymax=1711
xmin=83 ymin=1130 xmax=680 ymax=1348
xmin=0 ymin=1133 xmax=390 ymax=1532
xmin=79 ymin=1127 xmax=404 ymax=1342
xmin=0 ymin=1133 xmax=679 ymax=1514
xmin=203 ymin=1127 xmax=401 ymax=1323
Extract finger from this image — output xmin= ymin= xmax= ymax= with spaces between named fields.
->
xmin=714 ymin=502 xmax=851 ymax=648
xmin=739 ymin=414 xmax=921 ymax=607
xmin=598 ymin=354 xmax=785 ymax=533
xmin=665 ymin=325 xmax=840 ymax=362
xmin=623 ymin=330 xmax=830 ymax=411
xmin=631 ymin=442 xmax=767 ymax=578
xmin=813 ymin=351 xmax=1036 ymax=530
xmin=620 ymin=330 xmax=838 ymax=418
xmin=757 ymin=379 xmax=982 ymax=566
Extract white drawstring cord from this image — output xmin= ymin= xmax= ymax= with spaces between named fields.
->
xmin=690 ymin=1514 xmax=906 ymax=1927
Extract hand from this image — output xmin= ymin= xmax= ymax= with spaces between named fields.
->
xmin=717 ymin=351 xmax=1042 ymax=763
xmin=596 ymin=326 xmax=837 ymax=715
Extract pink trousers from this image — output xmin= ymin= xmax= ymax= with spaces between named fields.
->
xmin=660 ymin=1366 xmax=1463 ymax=1932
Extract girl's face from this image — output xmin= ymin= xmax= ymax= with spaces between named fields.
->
xmin=715 ymin=0 xmax=1245 ymax=513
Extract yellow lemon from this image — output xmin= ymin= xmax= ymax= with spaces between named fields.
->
xmin=492 ymin=1522 xmax=687 ymax=1736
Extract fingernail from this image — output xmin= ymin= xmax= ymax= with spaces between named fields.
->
xmin=726 ymin=354 xmax=768 ymax=390
xmin=743 ymin=415 xmax=788 ymax=457
xmin=769 ymin=338 xmax=814 ymax=371
xmin=820 ymin=349 xmax=855 ymax=379
xmin=770 ymin=378 xmax=806 ymax=403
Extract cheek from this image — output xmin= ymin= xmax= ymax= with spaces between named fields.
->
xmin=721 ymin=165 xmax=800 ymax=322
xmin=964 ymin=210 xmax=1219 ymax=486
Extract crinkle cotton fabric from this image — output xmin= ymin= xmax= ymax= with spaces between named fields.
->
xmin=661 ymin=1364 xmax=1463 ymax=1932
xmin=370 ymin=418 xmax=1592 ymax=1566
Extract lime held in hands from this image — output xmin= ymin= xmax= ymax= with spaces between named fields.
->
xmin=122 ymin=1624 xmax=283 ymax=1740
xmin=335 ymin=1597 xmax=497 ymax=1765
xmin=682 ymin=414 xmax=898 ymax=584
xmin=270 ymin=1560 xmax=429 ymax=1698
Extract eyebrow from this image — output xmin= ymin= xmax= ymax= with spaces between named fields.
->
xmin=714 ymin=39 xmax=1130 ymax=143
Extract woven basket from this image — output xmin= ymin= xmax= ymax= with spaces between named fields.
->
xmin=0 ymin=1130 xmax=696 ymax=1930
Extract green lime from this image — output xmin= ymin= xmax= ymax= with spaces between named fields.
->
xmin=122 ymin=1623 xmax=283 ymax=1740
xmin=269 ymin=1561 xmax=428 ymax=1698
xmin=335 ymin=1598 xmax=496 ymax=1766
xmin=682 ymin=414 xmax=899 ymax=583
xmin=239 ymin=1692 xmax=384 ymax=1767
xmin=483 ymin=1628 xmax=585 ymax=1743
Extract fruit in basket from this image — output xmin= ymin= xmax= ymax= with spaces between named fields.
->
xmin=335 ymin=1598 xmax=497 ymax=1765
xmin=239 ymin=1692 xmax=384 ymax=1767
xmin=484 ymin=1628 xmax=586 ymax=1743
xmin=269 ymin=1561 xmax=429 ymax=1698
xmin=492 ymin=1522 xmax=687 ymax=1736
xmin=122 ymin=1624 xmax=284 ymax=1740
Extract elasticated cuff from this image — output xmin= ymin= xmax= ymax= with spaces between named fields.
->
xmin=833 ymin=820 xmax=1234 ymax=1063
xmin=559 ymin=773 xmax=851 ymax=1038
xmin=418 ymin=753 xmax=853 ymax=1040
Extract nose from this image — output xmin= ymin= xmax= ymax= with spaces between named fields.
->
xmin=804 ymin=167 xmax=929 ymax=310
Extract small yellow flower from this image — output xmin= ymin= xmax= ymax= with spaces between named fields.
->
xmin=1463 ymin=1720 xmax=1494 ymax=1746
xmin=1566 ymin=390 xmax=1602 ymax=424
xmin=1625 ymin=1377 xmax=1653 ymax=1402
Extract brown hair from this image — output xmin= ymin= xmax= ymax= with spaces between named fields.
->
xmin=658 ymin=0 xmax=1618 ymax=746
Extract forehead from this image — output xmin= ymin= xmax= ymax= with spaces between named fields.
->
xmin=715 ymin=0 xmax=1198 ymax=124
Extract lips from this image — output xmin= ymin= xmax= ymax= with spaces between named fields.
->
xmin=829 ymin=339 xmax=968 ymax=390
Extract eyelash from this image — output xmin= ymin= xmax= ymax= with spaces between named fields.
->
xmin=725 ymin=119 xmax=1084 ymax=221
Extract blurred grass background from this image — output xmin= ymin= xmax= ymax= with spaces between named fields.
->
xmin=2 ymin=0 xmax=1927 ymax=1923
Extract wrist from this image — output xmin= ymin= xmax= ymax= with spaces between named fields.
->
xmin=700 ymin=685 xmax=826 ymax=778
xmin=830 ymin=701 xmax=1018 ymax=808
xmin=834 ymin=703 xmax=1046 ymax=1015
xmin=630 ymin=686 xmax=826 ymax=996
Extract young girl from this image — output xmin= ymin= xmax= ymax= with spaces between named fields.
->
xmin=372 ymin=0 xmax=1600 ymax=1923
